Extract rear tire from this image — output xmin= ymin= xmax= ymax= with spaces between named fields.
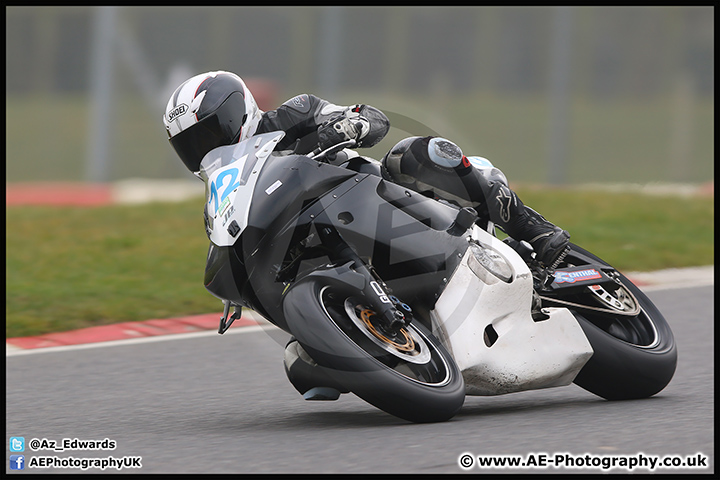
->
xmin=559 ymin=244 xmax=677 ymax=400
xmin=283 ymin=273 xmax=465 ymax=423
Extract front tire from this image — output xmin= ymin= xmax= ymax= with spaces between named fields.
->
xmin=283 ymin=272 xmax=465 ymax=423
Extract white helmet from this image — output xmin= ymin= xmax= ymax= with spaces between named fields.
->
xmin=163 ymin=71 xmax=262 ymax=173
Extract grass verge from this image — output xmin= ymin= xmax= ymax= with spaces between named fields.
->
xmin=6 ymin=188 xmax=713 ymax=338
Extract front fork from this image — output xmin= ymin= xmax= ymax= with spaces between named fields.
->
xmin=317 ymin=224 xmax=411 ymax=333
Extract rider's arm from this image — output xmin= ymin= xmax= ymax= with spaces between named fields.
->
xmin=257 ymin=94 xmax=389 ymax=154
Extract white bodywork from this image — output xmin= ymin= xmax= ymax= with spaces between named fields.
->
xmin=431 ymin=225 xmax=594 ymax=396
xmin=200 ymin=131 xmax=285 ymax=247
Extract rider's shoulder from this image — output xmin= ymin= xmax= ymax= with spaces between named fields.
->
xmin=281 ymin=94 xmax=320 ymax=114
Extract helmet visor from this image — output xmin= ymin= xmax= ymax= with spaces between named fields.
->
xmin=169 ymin=92 xmax=246 ymax=172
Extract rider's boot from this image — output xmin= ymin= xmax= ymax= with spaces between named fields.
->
xmin=283 ymin=337 xmax=350 ymax=401
xmin=516 ymin=207 xmax=571 ymax=269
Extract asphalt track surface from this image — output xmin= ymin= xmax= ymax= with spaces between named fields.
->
xmin=6 ymin=281 xmax=713 ymax=474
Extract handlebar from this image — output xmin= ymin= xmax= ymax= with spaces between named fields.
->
xmin=309 ymin=139 xmax=358 ymax=163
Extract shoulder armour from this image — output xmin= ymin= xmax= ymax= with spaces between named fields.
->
xmin=282 ymin=94 xmax=312 ymax=114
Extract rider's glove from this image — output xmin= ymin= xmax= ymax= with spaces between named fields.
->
xmin=317 ymin=105 xmax=371 ymax=151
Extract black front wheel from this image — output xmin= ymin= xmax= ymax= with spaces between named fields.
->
xmin=282 ymin=269 xmax=465 ymax=423
xmin=545 ymin=244 xmax=677 ymax=400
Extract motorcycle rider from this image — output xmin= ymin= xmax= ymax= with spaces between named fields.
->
xmin=162 ymin=70 xmax=390 ymax=174
xmin=163 ymin=70 xmax=571 ymax=400
xmin=163 ymin=70 xmax=570 ymax=268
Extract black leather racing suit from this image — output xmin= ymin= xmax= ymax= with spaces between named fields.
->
xmin=255 ymin=94 xmax=390 ymax=154
xmin=256 ymin=94 xmax=568 ymax=268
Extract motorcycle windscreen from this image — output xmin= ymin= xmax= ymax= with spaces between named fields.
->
xmin=199 ymin=131 xmax=285 ymax=246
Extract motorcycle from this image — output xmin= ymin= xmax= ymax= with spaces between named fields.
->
xmin=199 ymin=130 xmax=677 ymax=423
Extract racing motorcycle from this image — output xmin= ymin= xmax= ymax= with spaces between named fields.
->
xmin=199 ymin=130 xmax=677 ymax=423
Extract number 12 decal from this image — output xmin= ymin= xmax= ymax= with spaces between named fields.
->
xmin=209 ymin=167 xmax=241 ymax=214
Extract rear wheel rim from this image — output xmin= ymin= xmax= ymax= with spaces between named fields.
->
xmin=553 ymin=253 xmax=662 ymax=349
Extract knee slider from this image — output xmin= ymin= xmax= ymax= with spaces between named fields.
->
xmin=479 ymin=167 xmax=509 ymax=187
xmin=476 ymin=167 xmax=509 ymax=197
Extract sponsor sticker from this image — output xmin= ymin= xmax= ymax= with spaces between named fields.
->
xmin=554 ymin=269 xmax=603 ymax=284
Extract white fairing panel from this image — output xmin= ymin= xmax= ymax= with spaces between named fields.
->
xmin=431 ymin=225 xmax=593 ymax=396
xmin=200 ymin=131 xmax=285 ymax=247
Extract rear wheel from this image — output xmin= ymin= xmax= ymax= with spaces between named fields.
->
xmin=546 ymin=244 xmax=677 ymax=400
xmin=283 ymin=273 xmax=465 ymax=423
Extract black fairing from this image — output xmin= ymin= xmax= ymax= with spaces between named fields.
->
xmin=205 ymin=151 xmax=469 ymax=333
xmin=203 ymin=242 xmax=262 ymax=313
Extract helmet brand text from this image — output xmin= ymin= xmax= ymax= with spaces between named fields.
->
xmin=167 ymin=104 xmax=188 ymax=122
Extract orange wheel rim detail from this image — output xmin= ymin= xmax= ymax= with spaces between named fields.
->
xmin=360 ymin=309 xmax=416 ymax=352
